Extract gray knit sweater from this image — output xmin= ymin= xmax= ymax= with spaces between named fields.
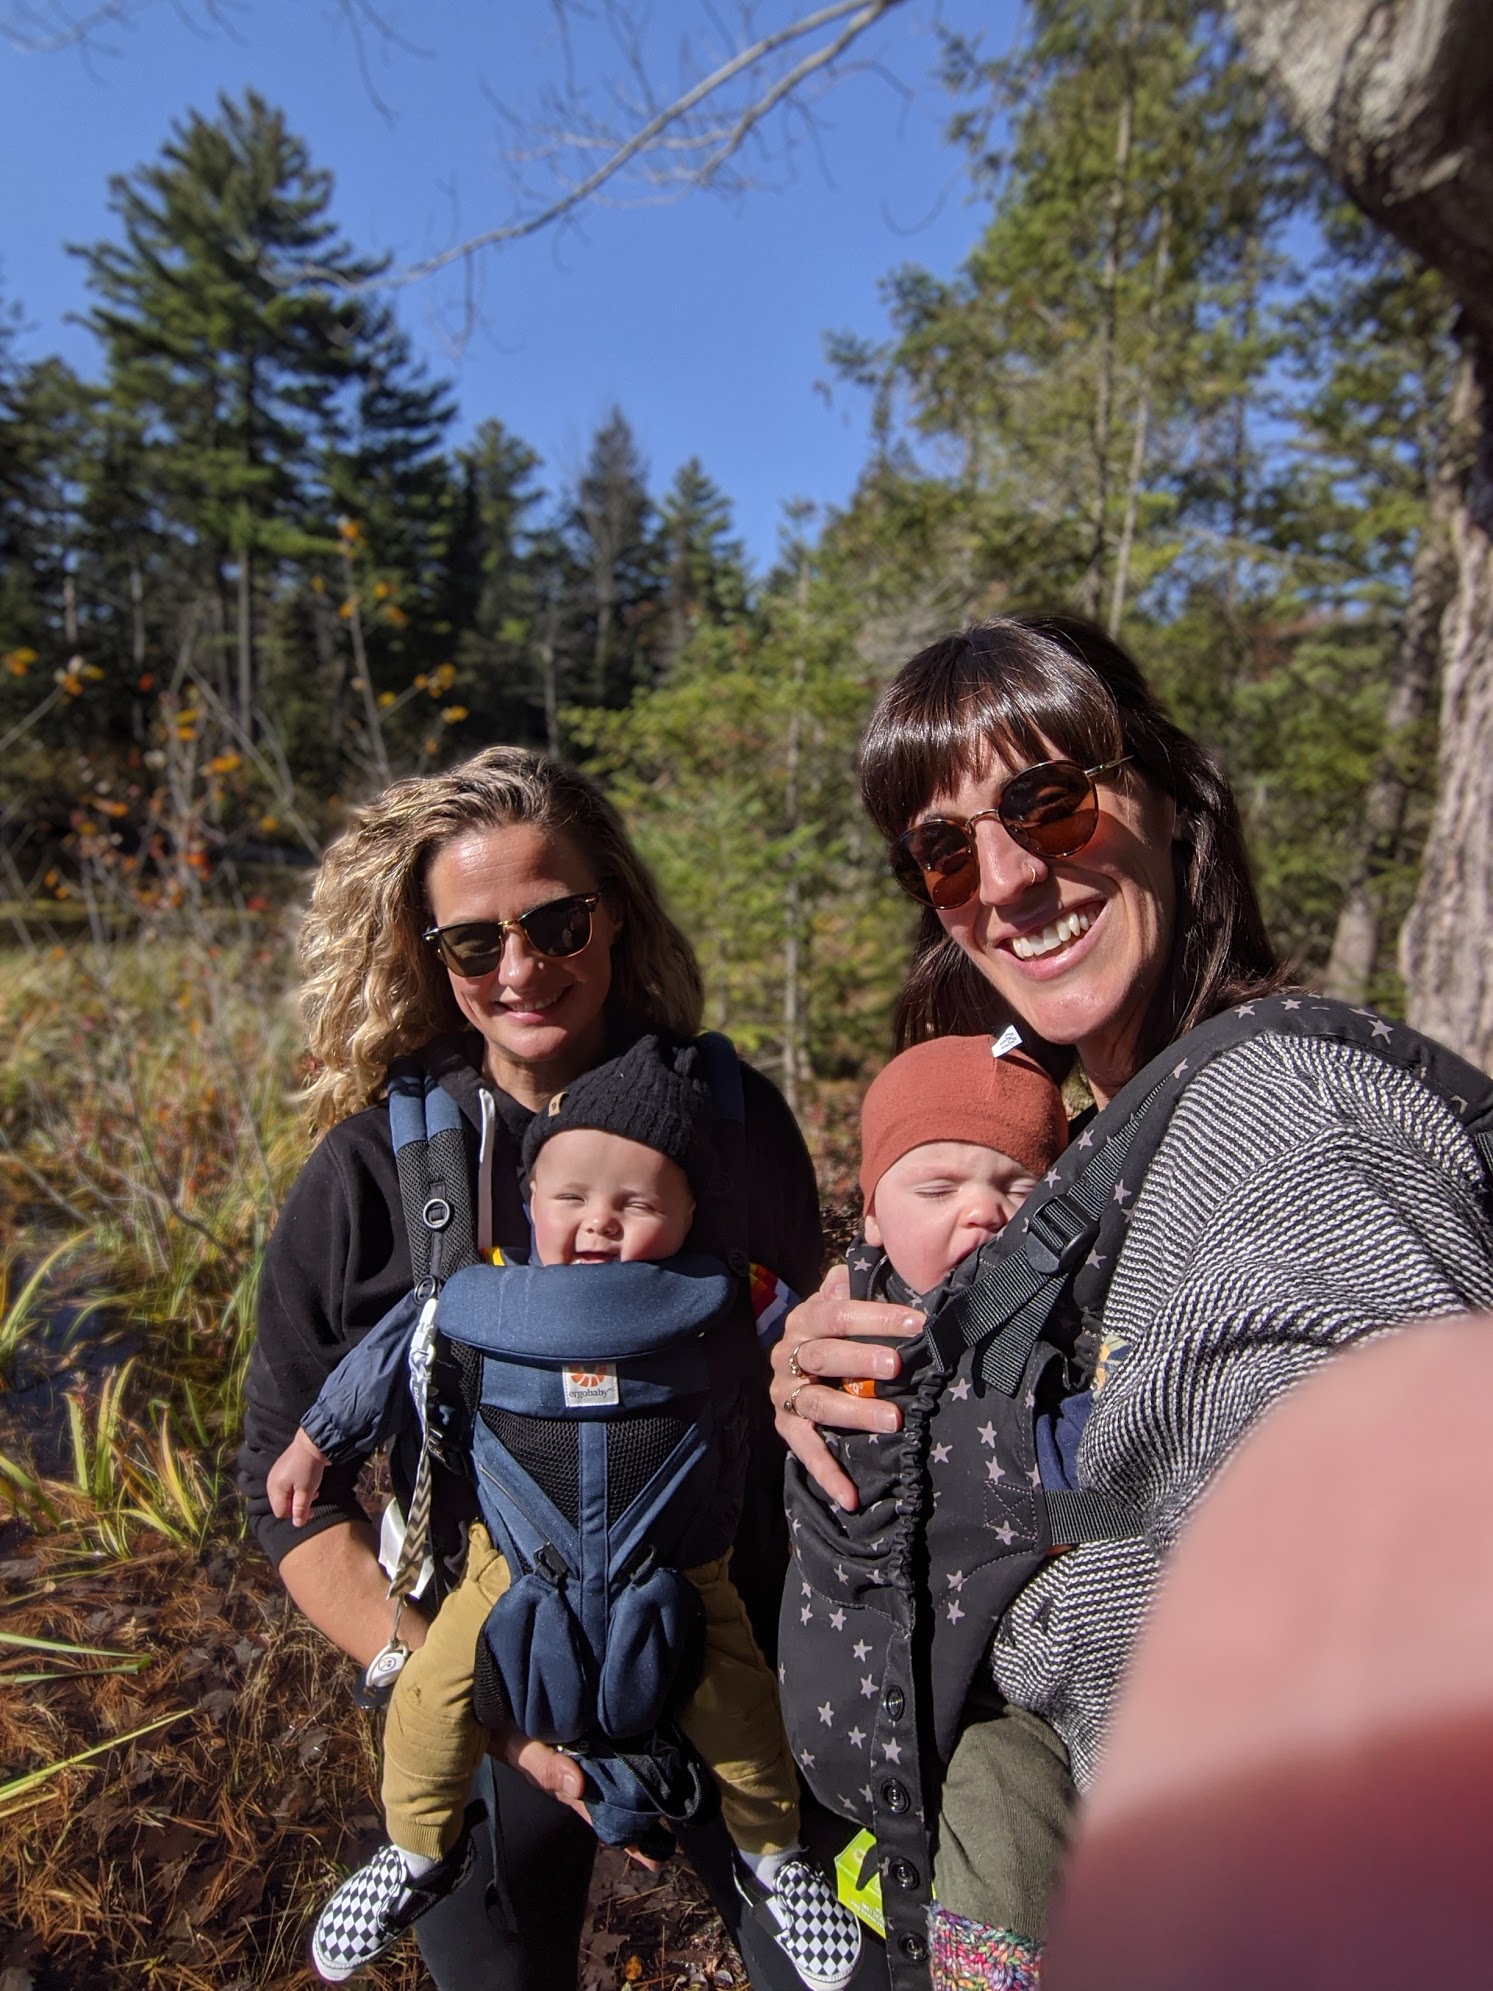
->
xmin=990 ymin=1031 xmax=1493 ymax=1789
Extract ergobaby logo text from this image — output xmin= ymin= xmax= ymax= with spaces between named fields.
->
xmin=562 ymin=1363 xmax=620 ymax=1407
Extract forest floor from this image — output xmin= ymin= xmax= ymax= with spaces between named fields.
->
xmin=0 ymin=1523 xmax=747 ymax=1991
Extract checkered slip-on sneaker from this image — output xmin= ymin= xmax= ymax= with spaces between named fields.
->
xmin=736 ymin=1855 xmax=864 ymax=1991
xmin=310 ymin=1810 xmax=479 ymax=1982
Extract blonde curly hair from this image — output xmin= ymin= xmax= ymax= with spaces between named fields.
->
xmin=298 ymin=746 xmax=705 ymax=1131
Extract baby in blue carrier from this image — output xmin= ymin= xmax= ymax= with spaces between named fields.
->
xmin=269 ymin=1033 xmax=861 ymax=1989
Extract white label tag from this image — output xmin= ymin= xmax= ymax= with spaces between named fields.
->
xmin=562 ymin=1362 xmax=620 ymax=1408
xmin=991 ymin=1023 xmax=1024 ymax=1059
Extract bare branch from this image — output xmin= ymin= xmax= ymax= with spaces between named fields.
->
xmin=314 ymin=0 xmax=909 ymax=289
xmin=0 ymin=1 xmax=132 ymax=54
xmin=326 ymin=0 xmax=435 ymax=127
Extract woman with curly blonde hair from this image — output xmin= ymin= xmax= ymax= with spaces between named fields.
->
xmin=237 ymin=746 xmax=823 ymax=1990
xmin=295 ymin=747 xmax=706 ymax=1130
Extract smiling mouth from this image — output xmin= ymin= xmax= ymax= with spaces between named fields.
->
xmin=1009 ymin=907 xmax=1095 ymax=961
xmin=573 ymin=1246 xmax=619 ymax=1262
xmin=502 ymin=991 xmax=564 ymax=1015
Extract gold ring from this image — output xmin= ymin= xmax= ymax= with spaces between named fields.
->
xmin=783 ymin=1381 xmax=810 ymax=1418
xmin=787 ymin=1342 xmax=808 ymax=1380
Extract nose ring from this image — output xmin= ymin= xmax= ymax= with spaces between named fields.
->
xmin=1025 ymin=859 xmax=1039 ymax=888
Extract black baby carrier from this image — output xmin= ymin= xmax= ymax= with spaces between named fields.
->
xmin=387 ymin=1032 xmax=763 ymax=1848
xmin=778 ymin=995 xmax=1493 ymax=1986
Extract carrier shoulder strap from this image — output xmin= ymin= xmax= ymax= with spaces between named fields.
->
xmin=933 ymin=993 xmax=1493 ymax=1404
xmin=380 ymin=1059 xmax=481 ymax=1613
xmin=388 ymin=1057 xmax=479 ymax=1290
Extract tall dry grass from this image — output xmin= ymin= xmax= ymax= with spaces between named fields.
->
xmin=0 ymin=922 xmax=367 ymax=1985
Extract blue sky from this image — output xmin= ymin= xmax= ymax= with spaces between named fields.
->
xmin=1 ymin=0 xmax=1019 ymax=570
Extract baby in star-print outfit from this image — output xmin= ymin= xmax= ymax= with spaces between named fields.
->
xmin=850 ymin=1033 xmax=1077 ymax=1988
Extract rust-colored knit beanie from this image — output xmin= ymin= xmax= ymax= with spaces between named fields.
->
xmin=859 ymin=1035 xmax=1069 ymax=1206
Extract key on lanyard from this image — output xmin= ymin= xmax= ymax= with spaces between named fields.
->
xmin=354 ymin=1599 xmax=411 ymax=1710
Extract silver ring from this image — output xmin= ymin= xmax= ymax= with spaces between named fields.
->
xmin=783 ymin=1381 xmax=810 ymax=1418
xmin=787 ymin=1342 xmax=808 ymax=1380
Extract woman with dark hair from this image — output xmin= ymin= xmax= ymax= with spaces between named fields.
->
xmin=238 ymin=745 xmax=829 ymax=1989
xmin=773 ymin=615 xmax=1493 ymax=1987
xmin=863 ymin=613 xmax=1284 ymax=1065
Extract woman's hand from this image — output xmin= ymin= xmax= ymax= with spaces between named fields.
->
xmin=488 ymin=1718 xmax=591 ymax=1821
xmin=489 ymin=1720 xmax=661 ymax=1870
xmin=772 ymin=1264 xmax=924 ymax=1512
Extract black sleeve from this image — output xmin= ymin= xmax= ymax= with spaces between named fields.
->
xmin=730 ymin=1059 xmax=823 ymax=1662
xmin=236 ymin=1105 xmax=414 ymax=1572
xmin=738 ymin=1060 xmax=824 ymax=1297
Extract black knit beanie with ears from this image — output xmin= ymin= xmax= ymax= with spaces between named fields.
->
xmin=520 ymin=1032 xmax=718 ymax=1199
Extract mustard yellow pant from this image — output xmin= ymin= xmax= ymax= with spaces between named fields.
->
xmin=381 ymin=1523 xmax=800 ymax=1860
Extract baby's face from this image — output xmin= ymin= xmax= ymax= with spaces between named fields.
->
xmin=530 ymin=1127 xmax=695 ymax=1266
xmin=865 ymin=1140 xmax=1040 ymax=1296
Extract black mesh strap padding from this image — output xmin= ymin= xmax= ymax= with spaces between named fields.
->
xmin=606 ymin=1412 xmax=691 ymax=1525
xmin=390 ymin=1064 xmax=479 ymax=1286
xmin=471 ymin=1625 xmax=513 ymax=1732
xmin=395 ymin=1140 xmax=435 ymax=1286
xmin=479 ymin=1406 xmax=581 ymax=1526
xmin=425 ymin=1124 xmax=475 ymax=1286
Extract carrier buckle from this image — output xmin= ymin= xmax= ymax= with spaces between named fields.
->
xmin=622 ymin=1543 xmax=658 ymax=1587
xmin=534 ymin=1543 xmax=570 ymax=1586
xmin=1022 ymin=1196 xmax=1096 ymax=1276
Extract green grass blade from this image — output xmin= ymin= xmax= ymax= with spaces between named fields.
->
xmin=0 ymin=1629 xmax=151 ymax=1663
xmin=0 ymin=1707 xmax=191 ymax=1805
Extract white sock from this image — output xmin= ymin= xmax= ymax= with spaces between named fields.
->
xmin=741 ymin=1842 xmax=799 ymax=1887
xmin=396 ymin=1845 xmax=439 ymax=1880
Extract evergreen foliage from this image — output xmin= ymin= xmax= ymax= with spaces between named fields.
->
xmin=0 ymin=17 xmax=1461 ymax=1087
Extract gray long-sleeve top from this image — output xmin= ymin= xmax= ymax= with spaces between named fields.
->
xmin=991 ymin=1031 xmax=1493 ymax=1789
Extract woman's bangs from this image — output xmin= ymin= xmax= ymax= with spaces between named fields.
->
xmin=862 ymin=628 xmax=1124 ymax=838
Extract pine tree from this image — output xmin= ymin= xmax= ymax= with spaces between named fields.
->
xmin=0 ymin=351 xmax=92 ymax=668
xmin=570 ymin=408 xmax=660 ymax=705
xmin=655 ymin=457 xmax=750 ymax=674
xmin=443 ymin=419 xmax=555 ymax=747
xmin=75 ymin=89 xmax=382 ymax=734
xmin=1280 ymin=205 xmax=1456 ymax=1002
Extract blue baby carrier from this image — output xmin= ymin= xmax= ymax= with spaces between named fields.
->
xmin=386 ymin=1033 xmax=762 ymax=1848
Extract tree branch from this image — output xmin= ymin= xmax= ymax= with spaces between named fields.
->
xmin=313 ymin=0 xmax=909 ymax=288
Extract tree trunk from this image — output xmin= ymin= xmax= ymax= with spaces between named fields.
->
xmin=129 ymin=554 xmax=147 ymax=672
xmin=1079 ymin=0 xmax=1140 ymax=622
xmin=341 ymin=543 xmax=392 ymax=788
xmin=1324 ymin=484 xmax=1454 ymax=1001
xmin=1107 ymin=199 xmax=1170 ymax=637
xmin=1400 ymin=342 xmax=1493 ymax=1061
xmin=782 ymin=649 xmax=805 ymax=1119
xmin=539 ymin=601 xmax=561 ymax=759
xmin=1228 ymin=0 xmax=1493 ymax=1066
xmin=236 ymin=545 xmax=254 ymax=739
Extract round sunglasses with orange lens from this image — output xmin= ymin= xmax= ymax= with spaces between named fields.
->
xmin=889 ymin=757 xmax=1130 ymax=910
